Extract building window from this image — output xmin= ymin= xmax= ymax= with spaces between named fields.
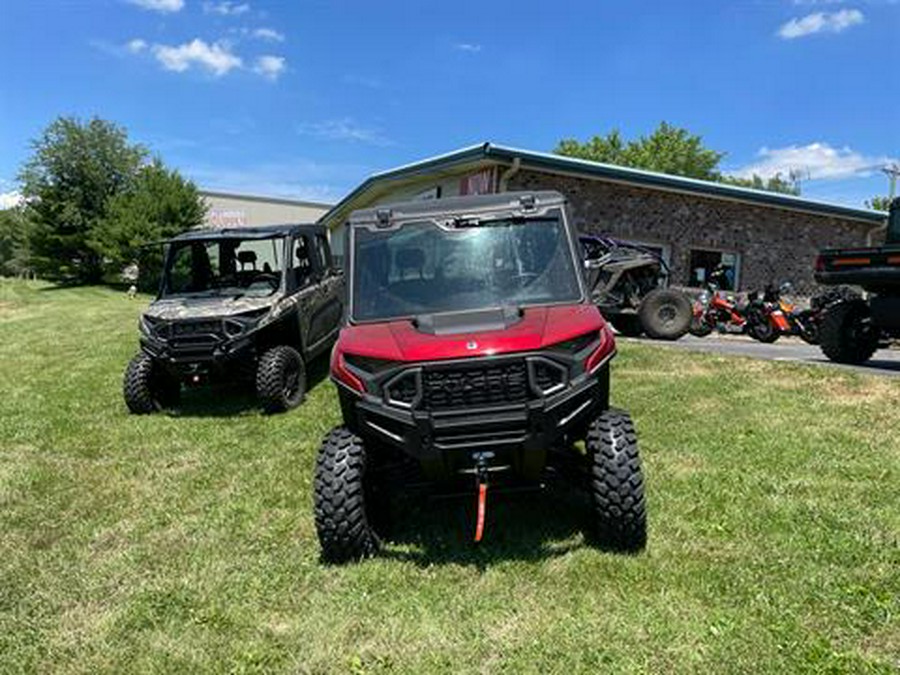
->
xmin=688 ymin=249 xmax=740 ymax=290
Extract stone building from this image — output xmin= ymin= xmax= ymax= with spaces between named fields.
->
xmin=320 ymin=143 xmax=886 ymax=294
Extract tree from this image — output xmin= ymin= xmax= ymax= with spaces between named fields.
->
xmin=0 ymin=207 xmax=34 ymax=277
xmin=19 ymin=116 xmax=147 ymax=283
xmin=720 ymin=172 xmax=801 ymax=196
xmin=556 ymin=122 xmax=724 ymax=181
xmin=866 ymin=196 xmax=893 ymax=212
xmin=554 ymin=122 xmax=799 ymax=195
xmin=92 ymin=160 xmax=206 ymax=291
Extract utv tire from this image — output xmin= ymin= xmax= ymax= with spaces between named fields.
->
xmin=586 ymin=409 xmax=647 ymax=551
xmin=314 ymin=427 xmax=383 ymax=563
xmin=819 ymin=299 xmax=879 ymax=364
xmin=123 ymin=352 xmax=180 ymax=414
xmin=256 ymin=345 xmax=306 ymax=414
xmin=638 ymin=288 xmax=692 ymax=340
xmin=609 ymin=314 xmax=644 ymax=337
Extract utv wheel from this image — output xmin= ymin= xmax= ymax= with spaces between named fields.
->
xmin=586 ymin=409 xmax=647 ymax=551
xmin=819 ymin=299 xmax=879 ymax=364
xmin=638 ymin=288 xmax=692 ymax=340
xmin=314 ymin=427 xmax=384 ymax=563
xmin=123 ymin=352 xmax=180 ymax=414
xmin=609 ymin=314 xmax=644 ymax=337
xmin=256 ymin=345 xmax=306 ymax=414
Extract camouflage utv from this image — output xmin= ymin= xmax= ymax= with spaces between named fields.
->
xmin=124 ymin=224 xmax=344 ymax=414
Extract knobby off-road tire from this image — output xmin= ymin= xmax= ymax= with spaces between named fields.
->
xmin=123 ymin=352 xmax=180 ymax=414
xmin=314 ymin=427 xmax=385 ymax=563
xmin=586 ymin=409 xmax=647 ymax=552
xmin=256 ymin=345 xmax=306 ymax=414
xmin=819 ymin=299 xmax=879 ymax=364
xmin=609 ymin=314 xmax=644 ymax=337
xmin=639 ymin=288 xmax=692 ymax=340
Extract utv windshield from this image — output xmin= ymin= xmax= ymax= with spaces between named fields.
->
xmin=163 ymin=236 xmax=284 ymax=298
xmin=351 ymin=216 xmax=583 ymax=322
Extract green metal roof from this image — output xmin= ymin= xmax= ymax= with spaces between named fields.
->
xmin=320 ymin=142 xmax=886 ymax=227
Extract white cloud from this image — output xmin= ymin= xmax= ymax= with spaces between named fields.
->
xmin=126 ymin=38 xmax=147 ymax=53
xmin=454 ymin=42 xmax=482 ymax=53
xmin=203 ymin=1 xmax=250 ymax=16
xmin=251 ymin=28 xmax=285 ymax=42
xmin=153 ymin=39 xmax=242 ymax=76
xmin=778 ymin=9 xmax=864 ymax=39
xmin=0 ymin=191 xmax=24 ymax=209
xmin=297 ymin=118 xmax=391 ymax=146
xmin=734 ymin=143 xmax=895 ymax=181
xmin=253 ymin=55 xmax=285 ymax=80
xmin=126 ymin=0 xmax=184 ymax=13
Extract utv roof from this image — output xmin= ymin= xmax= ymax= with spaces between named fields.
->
xmin=171 ymin=223 xmax=324 ymax=242
xmin=348 ymin=191 xmax=566 ymax=226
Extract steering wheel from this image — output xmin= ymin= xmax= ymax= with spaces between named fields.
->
xmin=253 ymin=272 xmax=280 ymax=289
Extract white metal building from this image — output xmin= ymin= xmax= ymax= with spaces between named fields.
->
xmin=200 ymin=190 xmax=332 ymax=228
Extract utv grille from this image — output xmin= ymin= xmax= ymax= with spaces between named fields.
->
xmin=421 ymin=361 xmax=529 ymax=411
xmin=165 ymin=319 xmax=226 ymax=353
xmin=169 ymin=319 xmax=223 ymax=337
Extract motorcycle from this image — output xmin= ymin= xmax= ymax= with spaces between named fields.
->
xmin=747 ymin=282 xmax=819 ymax=344
xmin=741 ymin=285 xmax=783 ymax=343
xmin=690 ymin=275 xmax=749 ymax=337
xmin=690 ymin=290 xmax=749 ymax=337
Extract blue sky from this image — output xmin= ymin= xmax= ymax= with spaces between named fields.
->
xmin=1 ymin=0 xmax=897 ymax=209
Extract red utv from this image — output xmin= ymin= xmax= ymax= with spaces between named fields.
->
xmin=313 ymin=191 xmax=646 ymax=561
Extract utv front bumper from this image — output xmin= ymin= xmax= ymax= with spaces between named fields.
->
xmin=338 ymin=364 xmax=609 ymax=480
xmin=139 ymin=317 xmax=259 ymax=379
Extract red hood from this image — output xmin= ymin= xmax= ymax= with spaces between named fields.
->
xmin=337 ymin=305 xmax=608 ymax=362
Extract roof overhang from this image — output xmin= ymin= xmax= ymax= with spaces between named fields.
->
xmin=319 ymin=142 xmax=886 ymax=229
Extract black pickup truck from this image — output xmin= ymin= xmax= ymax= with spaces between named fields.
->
xmin=814 ymin=198 xmax=900 ymax=364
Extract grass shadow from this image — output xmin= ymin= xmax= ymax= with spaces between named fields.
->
xmin=169 ymin=354 xmax=331 ymax=418
xmin=377 ymin=479 xmax=596 ymax=569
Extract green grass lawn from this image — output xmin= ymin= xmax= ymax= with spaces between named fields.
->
xmin=1 ymin=279 xmax=898 ymax=674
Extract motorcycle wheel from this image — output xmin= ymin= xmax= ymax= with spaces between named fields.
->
xmin=689 ymin=317 xmax=713 ymax=338
xmin=749 ymin=321 xmax=780 ymax=343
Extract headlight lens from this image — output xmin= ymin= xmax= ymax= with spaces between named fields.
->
xmin=344 ymin=353 xmax=401 ymax=375
xmin=549 ymin=331 xmax=600 ymax=354
xmin=223 ymin=308 xmax=271 ymax=337
xmin=139 ymin=315 xmax=162 ymax=337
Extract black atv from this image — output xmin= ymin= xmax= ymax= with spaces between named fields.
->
xmin=580 ymin=235 xmax=692 ymax=340
xmin=123 ymin=224 xmax=344 ymax=414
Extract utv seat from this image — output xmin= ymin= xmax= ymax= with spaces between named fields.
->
xmin=238 ymin=250 xmax=257 ymax=271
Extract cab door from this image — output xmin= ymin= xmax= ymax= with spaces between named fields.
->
xmin=305 ymin=231 xmax=344 ymax=357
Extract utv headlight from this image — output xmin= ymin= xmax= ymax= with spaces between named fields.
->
xmin=549 ymin=331 xmax=599 ymax=355
xmin=344 ymin=353 xmax=401 ymax=375
xmin=139 ymin=315 xmax=163 ymax=338
xmin=223 ymin=308 xmax=271 ymax=337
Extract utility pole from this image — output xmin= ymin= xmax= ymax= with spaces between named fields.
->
xmin=884 ymin=163 xmax=900 ymax=200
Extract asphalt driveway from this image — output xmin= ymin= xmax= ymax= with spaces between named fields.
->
xmin=622 ymin=334 xmax=900 ymax=378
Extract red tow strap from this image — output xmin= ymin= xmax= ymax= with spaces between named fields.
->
xmin=474 ymin=482 xmax=488 ymax=543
